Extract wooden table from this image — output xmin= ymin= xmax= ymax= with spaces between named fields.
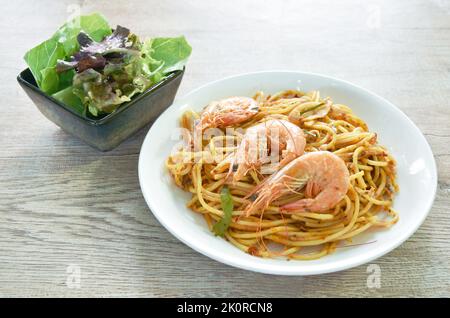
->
xmin=1 ymin=0 xmax=449 ymax=297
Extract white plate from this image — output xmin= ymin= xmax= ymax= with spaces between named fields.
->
xmin=138 ymin=71 xmax=437 ymax=275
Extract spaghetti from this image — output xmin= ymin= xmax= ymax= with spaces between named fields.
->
xmin=166 ymin=89 xmax=398 ymax=260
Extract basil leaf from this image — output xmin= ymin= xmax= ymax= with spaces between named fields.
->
xmin=213 ymin=186 xmax=234 ymax=237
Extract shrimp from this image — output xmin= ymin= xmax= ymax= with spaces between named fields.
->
xmin=196 ymin=96 xmax=259 ymax=132
xmin=244 ymin=151 xmax=349 ymax=215
xmin=227 ymin=119 xmax=306 ymax=183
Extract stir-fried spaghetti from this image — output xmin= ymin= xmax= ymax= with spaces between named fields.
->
xmin=166 ymin=89 xmax=398 ymax=260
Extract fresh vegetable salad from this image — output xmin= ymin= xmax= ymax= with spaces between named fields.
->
xmin=24 ymin=13 xmax=191 ymax=117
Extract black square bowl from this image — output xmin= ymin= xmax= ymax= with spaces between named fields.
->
xmin=17 ymin=68 xmax=184 ymax=151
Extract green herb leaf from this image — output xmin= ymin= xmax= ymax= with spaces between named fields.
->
xmin=213 ymin=186 xmax=234 ymax=237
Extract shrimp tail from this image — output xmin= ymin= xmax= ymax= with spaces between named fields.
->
xmin=244 ymin=185 xmax=279 ymax=216
xmin=278 ymin=152 xmax=298 ymax=169
xmin=244 ymin=174 xmax=308 ymax=216
xmin=225 ymin=160 xmax=242 ymax=184
xmin=221 ymin=154 xmax=236 ymax=183
xmin=280 ymin=198 xmax=315 ymax=213
xmin=227 ymin=161 xmax=259 ymax=184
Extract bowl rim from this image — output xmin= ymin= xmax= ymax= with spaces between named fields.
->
xmin=17 ymin=68 xmax=184 ymax=126
xmin=138 ymin=70 xmax=438 ymax=275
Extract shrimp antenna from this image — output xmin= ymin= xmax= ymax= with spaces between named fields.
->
xmin=273 ymin=118 xmax=302 ymax=156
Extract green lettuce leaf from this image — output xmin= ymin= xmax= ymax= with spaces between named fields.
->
xmin=213 ymin=186 xmax=234 ymax=237
xmin=51 ymin=86 xmax=84 ymax=115
xmin=24 ymin=39 xmax=66 ymax=91
xmin=24 ymin=13 xmax=192 ymax=117
xmin=52 ymin=13 xmax=112 ymax=57
xmin=72 ymin=68 xmax=134 ymax=114
xmin=39 ymin=67 xmax=75 ymax=95
xmin=23 ymin=13 xmax=111 ymax=94
xmin=143 ymin=36 xmax=191 ymax=78
xmin=66 ymin=30 xmax=148 ymax=115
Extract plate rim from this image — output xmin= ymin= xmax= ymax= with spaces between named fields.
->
xmin=138 ymin=70 xmax=438 ymax=275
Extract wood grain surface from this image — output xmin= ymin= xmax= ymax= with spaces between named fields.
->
xmin=1 ymin=0 xmax=449 ymax=297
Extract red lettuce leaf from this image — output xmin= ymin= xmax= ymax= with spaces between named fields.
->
xmin=56 ymin=25 xmax=138 ymax=74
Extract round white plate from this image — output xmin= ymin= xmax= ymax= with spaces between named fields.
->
xmin=138 ymin=71 xmax=437 ymax=275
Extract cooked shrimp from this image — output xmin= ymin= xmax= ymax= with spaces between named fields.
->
xmin=196 ymin=96 xmax=258 ymax=132
xmin=227 ymin=119 xmax=306 ymax=183
xmin=244 ymin=151 xmax=349 ymax=215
